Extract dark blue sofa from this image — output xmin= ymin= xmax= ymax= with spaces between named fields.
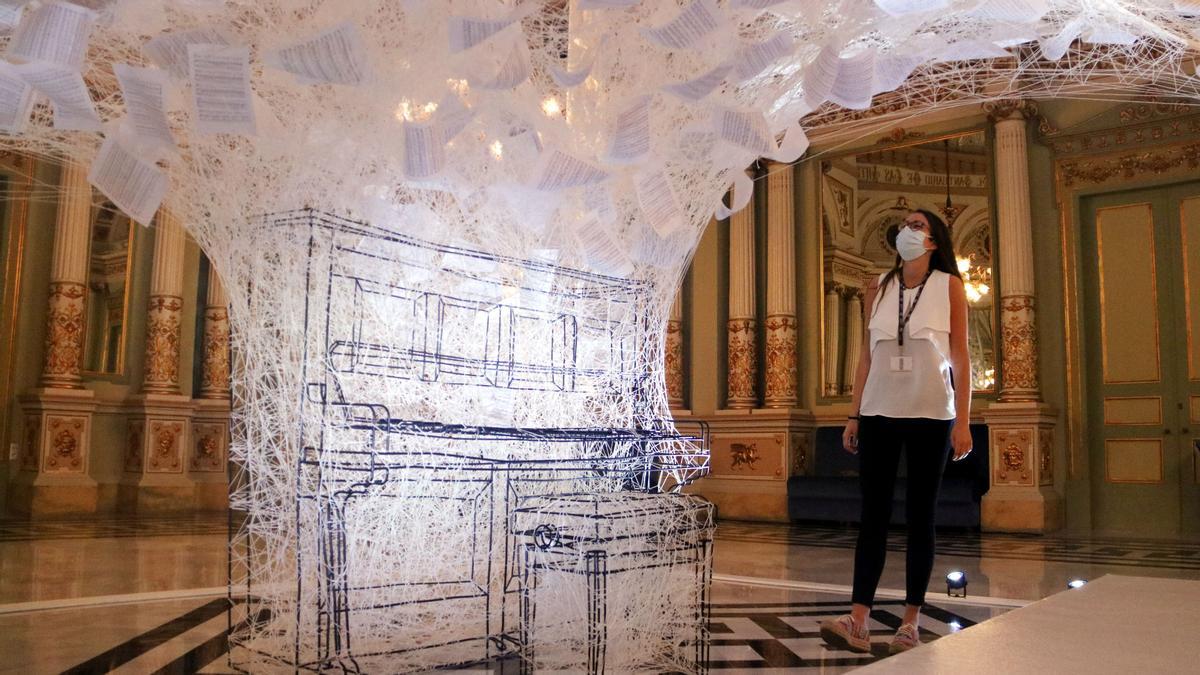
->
xmin=787 ymin=424 xmax=989 ymax=528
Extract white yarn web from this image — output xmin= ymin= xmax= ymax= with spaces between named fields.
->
xmin=0 ymin=0 xmax=1196 ymax=671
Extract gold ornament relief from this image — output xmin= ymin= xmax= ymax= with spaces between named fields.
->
xmin=145 ymin=296 xmax=183 ymax=389
xmin=1039 ymin=428 xmax=1054 ymax=485
xmin=726 ymin=318 xmax=758 ymax=406
xmin=1000 ymin=296 xmax=1040 ymax=396
xmin=201 ymin=307 xmax=231 ymax=396
xmin=729 ymin=443 xmax=759 ymax=471
xmin=147 ymin=421 xmax=183 ymax=473
xmin=764 ymin=315 xmax=798 ymax=404
xmin=42 ymin=282 xmax=86 ymax=383
xmin=994 ymin=429 xmax=1033 ymax=485
xmin=664 ymin=319 xmax=684 ymax=407
xmin=191 ymin=424 xmax=226 ymax=472
xmin=43 ymin=416 xmax=84 ymax=473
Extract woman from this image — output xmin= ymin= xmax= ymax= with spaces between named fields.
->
xmin=819 ymin=209 xmax=973 ymax=655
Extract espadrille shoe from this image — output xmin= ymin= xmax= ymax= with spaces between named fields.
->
xmin=888 ymin=623 xmax=921 ymax=654
xmin=818 ymin=614 xmax=871 ymax=653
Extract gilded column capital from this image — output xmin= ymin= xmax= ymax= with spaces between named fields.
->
xmin=984 ymin=98 xmax=1038 ymax=123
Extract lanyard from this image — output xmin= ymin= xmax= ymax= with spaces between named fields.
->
xmin=897 ymin=269 xmax=933 ymax=348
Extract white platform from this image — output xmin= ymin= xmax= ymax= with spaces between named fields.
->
xmin=859 ymin=575 xmax=1200 ymax=674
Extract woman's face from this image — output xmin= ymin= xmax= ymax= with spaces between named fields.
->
xmin=901 ymin=212 xmax=937 ymax=251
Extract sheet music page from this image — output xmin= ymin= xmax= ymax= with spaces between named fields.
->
xmin=635 ymin=169 xmax=683 ymax=237
xmin=13 ymin=62 xmax=99 ymax=130
xmin=874 ymin=0 xmax=949 ymax=16
xmin=87 ymin=134 xmax=169 ymax=225
xmin=532 ymin=150 xmax=607 ymax=191
xmin=0 ymin=1 xmax=25 ymax=32
xmin=436 ymin=92 xmax=474 ymax=144
xmin=403 ymin=120 xmax=444 ymax=178
xmin=0 ymin=62 xmax=33 ymax=133
xmin=145 ymin=28 xmax=229 ymax=78
xmin=828 ymin=49 xmax=875 ymax=109
xmin=640 ymin=0 xmax=723 ymax=50
xmin=605 ymin=95 xmax=651 ymax=164
xmin=933 ymin=38 xmax=1011 ymax=62
xmin=803 ymin=43 xmax=840 ymax=109
xmin=447 ymin=3 xmax=535 ymax=53
xmin=873 ymin=52 xmax=925 ymax=93
xmin=766 ymin=120 xmax=809 ymax=163
xmin=7 ymin=1 xmax=96 ymax=70
xmin=114 ymin=64 xmax=176 ymax=151
xmin=714 ymin=168 xmax=753 ymax=220
xmin=471 ymin=41 xmax=530 ymax=90
xmin=583 ymin=183 xmax=617 ymax=223
xmin=576 ymin=217 xmax=633 ymax=277
xmin=188 ymin=43 xmax=256 ymax=135
xmin=662 ymin=64 xmax=729 ymax=101
xmin=731 ymin=0 xmax=793 ymax=9
xmin=733 ymin=31 xmax=793 ymax=81
xmin=1083 ymin=25 xmax=1138 ymax=45
xmin=548 ymin=54 xmax=595 ymax=88
xmin=714 ymin=108 xmax=772 ymax=154
xmin=578 ymin=0 xmax=642 ymax=9
xmin=966 ymin=0 xmax=1049 ymax=22
xmin=265 ymin=21 xmax=368 ymax=85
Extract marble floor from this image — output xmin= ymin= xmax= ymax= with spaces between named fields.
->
xmin=1 ymin=514 xmax=1196 ymax=673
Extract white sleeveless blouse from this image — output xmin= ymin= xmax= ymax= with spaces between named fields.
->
xmin=859 ymin=269 xmax=956 ymax=420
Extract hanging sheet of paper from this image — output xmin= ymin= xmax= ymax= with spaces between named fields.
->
xmin=548 ymin=43 xmax=600 ymax=88
xmin=733 ymin=31 xmax=793 ymax=81
xmin=188 ymin=44 xmax=256 ymax=135
xmin=873 ymin=52 xmax=926 ymax=93
xmin=605 ymin=95 xmax=651 ymax=164
xmin=264 ymin=22 xmax=368 ymax=85
xmin=713 ymin=108 xmax=773 ymax=155
xmin=731 ymin=0 xmax=797 ymax=10
xmin=1083 ymin=26 xmax=1138 ymax=45
xmin=532 ymin=150 xmax=608 ymax=191
xmin=13 ymin=62 xmax=100 ymax=130
xmin=1039 ymin=17 xmax=1085 ymax=61
xmin=145 ymin=28 xmax=229 ymax=78
xmin=6 ymin=1 xmax=96 ymax=70
xmin=576 ymin=216 xmax=633 ymax=277
xmin=766 ymin=120 xmax=809 ymax=163
xmin=578 ymin=0 xmax=642 ymax=9
xmin=828 ymin=49 xmax=876 ymax=110
xmin=470 ymin=40 xmax=531 ymax=90
xmin=448 ymin=3 xmax=536 ymax=53
xmin=803 ymin=43 xmax=840 ymax=109
xmin=662 ymin=64 xmax=729 ymax=101
xmin=0 ymin=62 xmax=33 ymax=133
xmin=933 ymin=39 xmax=1011 ymax=62
xmin=966 ymin=0 xmax=1049 ymax=22
xmin=0 ymin=1 xmax=25 ymax=33
xmin=635 ymin=169 xmax=684 ymax=237
xmin=640 ymin=0 xmax=723 ymax=50
xmin=714 ymin=168 xmax=753 ymax=220
xmin=873 ymin=0 xmax=950 ymax=16
xmin=584 ymin=183 xmax=618 ymax=223
xmin=403 ymin=120 xmax=444 ymax=178
xmin=436 ymin=92 xmax=474 ymax=144
xmin=88 ymin=134 xmax=169 ymax=226
xmin=114 ymin=64 xmax=176 ymax=152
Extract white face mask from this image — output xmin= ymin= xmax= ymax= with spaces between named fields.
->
xmin=896 ymin=227 xmax=931 ymax=261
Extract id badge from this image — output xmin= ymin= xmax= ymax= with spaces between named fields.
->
xmin=889 ymin=356 xmax=913 ymax=373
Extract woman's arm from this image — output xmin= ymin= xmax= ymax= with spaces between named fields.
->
xmin=948 ymin=275 xmax=973 ymax=459
xmin=843 ymin=277 xmax=879 ymax=453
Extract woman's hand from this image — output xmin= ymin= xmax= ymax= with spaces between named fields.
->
xmin=951 ymin=423 xmax=973 ymax=461
xmin=842 ymin=420 xmax=860 ymax=454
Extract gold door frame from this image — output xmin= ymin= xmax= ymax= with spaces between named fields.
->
xmin=1052 ymin=130 xmax=1200 ymax=479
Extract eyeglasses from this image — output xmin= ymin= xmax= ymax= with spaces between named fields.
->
xmin=900 ymin=218 xmax=929 ymax=231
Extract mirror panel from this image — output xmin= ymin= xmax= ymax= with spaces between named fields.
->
xmin=83 ymin=203 xmax=134 ymax=374
xmin=819 ymin=130 xmax=996 ymax=397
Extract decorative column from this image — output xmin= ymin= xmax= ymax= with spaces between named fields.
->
xmin=763 ymin=161 xmax=798 ymax=408
xmin=981 ymin=100 xmax=1061 ymax=532
xmin=16 ymin=161 xmax=100 ymax=515
xmin=822 ymin=282 xmax=842 ymax=397
xmin=192 ymin=267 xmax=231 ymax=509
xmin=726 ymin=171 xmax=757 ymax=409
xmin=665 ymin=287 xmax=686 ymax=410
xmin=123 ymin=207 xmax=195 ymax=513
xmin=841 ymin=287 xmax=864 ymax=395
xmin=143 ymin=209 xmax=187 ymax=394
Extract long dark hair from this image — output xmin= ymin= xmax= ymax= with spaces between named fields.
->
xmin=872 ymin=209 xmax=961 ymax=316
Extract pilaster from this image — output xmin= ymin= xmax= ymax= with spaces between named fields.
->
xmin=726 ymin=171 xmax=758 ymax=409
xmin=763 ymin=162 xmax=798 ymax=408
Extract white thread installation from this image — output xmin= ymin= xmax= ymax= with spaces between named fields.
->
xmin=0 ymin=1 xmax=1195 ymax=672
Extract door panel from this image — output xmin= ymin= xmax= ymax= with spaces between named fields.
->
xmin=1083 ymin=189 xmax=1183 ymax=536
xmin=1175 ymin=190 xmax=1200 ymax=534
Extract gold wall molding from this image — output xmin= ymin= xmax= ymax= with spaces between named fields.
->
xmin=726 ymin=318 xmax=758 ymax=408
xmin=1060 ymin=143 xmax=1200 ymax=189
xmin=763 ymin=314 xmax=798 ymax=406
xmin=41 ymin=281 xmax=86 ymax=387
xmin=143 ymin=294 xmax=183 ymax=393
xmin=1044 ymin=112 xmax=1200 ymax=159
xmin=200 ymin=306 xmax=231 ymax=396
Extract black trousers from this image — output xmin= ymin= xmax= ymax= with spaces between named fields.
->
xmin=851 ymin=415 xmax=953 ymax=608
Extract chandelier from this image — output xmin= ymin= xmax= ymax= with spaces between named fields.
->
xmin=957 ymin=255 xmax=991 ymax=303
